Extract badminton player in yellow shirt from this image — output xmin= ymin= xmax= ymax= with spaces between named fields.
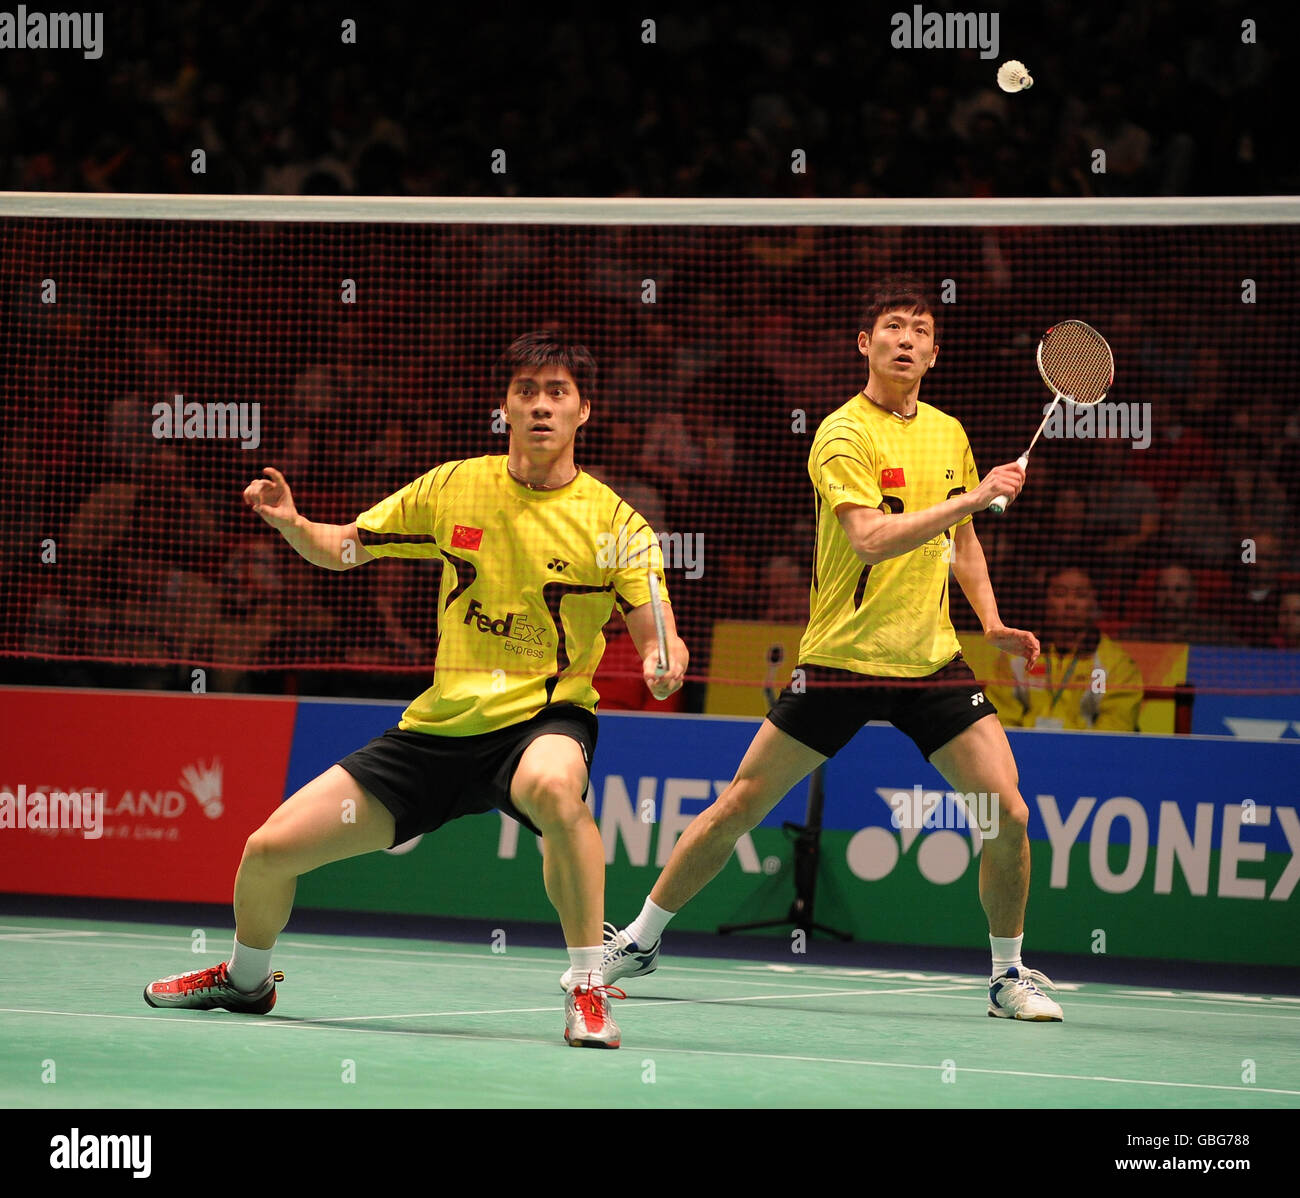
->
xmin=144 ymin=332 xmax=688 ymax=1048
xmin=594 ymin=279 xmax=1065 ymax=1021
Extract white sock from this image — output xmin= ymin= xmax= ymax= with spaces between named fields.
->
xmin=227 ymin=939 xmax=274 ymax=993
xmin=626 ymin=898 xmax=674 ymax=948
xmin=990 ymin=934 xmax=1024 ymax=978
xmin=568 ymin=945 xmax=603 ymax=988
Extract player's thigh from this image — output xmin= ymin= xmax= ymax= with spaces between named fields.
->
xmin=243 ymin=764 xmax=396 ymax=874
xmin=929 ymin=713 xmax=1023 ymax=818
xmin=510 ymin=733 xmax=591 ymax=829
xmin=716 ymin=718 xmax=827 ymax=829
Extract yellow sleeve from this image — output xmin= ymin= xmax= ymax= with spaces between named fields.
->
xmin=810 ymin=423 xmax=880 ymax=510
xmin=957 ymin=436 xmax=980 ymax=527
xmin=604 ymin=505 xmax=668 ymax=614
xmin=1094 ymin=645 xmax=1144 ymax=732
xmin=355 ymin=465 xmax=444 ymax=558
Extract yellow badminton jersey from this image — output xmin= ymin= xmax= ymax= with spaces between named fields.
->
xmin=356 ymin=456 xmax=667 ymax=736
xmin=798 ymin=393 xmax=980 ymax=677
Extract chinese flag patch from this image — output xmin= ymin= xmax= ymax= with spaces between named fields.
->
xmin=881 ymin=467 xmax=906 ymax=488
xmin=451 ymin=524 xmax=483 ymax=550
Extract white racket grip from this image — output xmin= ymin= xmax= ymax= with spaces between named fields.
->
xmin=648 ymin=571 xmax=668 ymax=677
xmin=987 ymin=454 xmax=1030 ymax=515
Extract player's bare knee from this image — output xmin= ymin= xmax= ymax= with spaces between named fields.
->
xmin=240 ymin=827 xmax=297 ymax=876
xmin=518 ymin=773 xmax=589 ymax=833
xmin=706 ymin=783 xmax=765 ymax=839
xmin=997 ymin=791 xmax=1029 ymax=837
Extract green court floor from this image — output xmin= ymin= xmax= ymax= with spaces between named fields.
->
xmin=3 ymin=915 xmax=1298 ymax=1109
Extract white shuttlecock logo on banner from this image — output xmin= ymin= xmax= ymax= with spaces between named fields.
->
xmin=179 ymin=759 xmax=224 ymax=819
xmin=997 ymin=60 xmax=1033 ymax=93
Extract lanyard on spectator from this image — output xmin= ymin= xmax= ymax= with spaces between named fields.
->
xmin=1045 ymin=647 xmax=1083 ymax=711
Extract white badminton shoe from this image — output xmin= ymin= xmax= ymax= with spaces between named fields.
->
xmin=988 ymin=966 xmax=1064 ymax=1021
xmin=559 ymin=921 xmax=660 ymax=993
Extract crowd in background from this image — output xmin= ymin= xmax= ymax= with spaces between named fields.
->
xmin=0 ymin=3 xmax=1286 ymax=199
xmin=1 ymin=1 xmax=1294 ymax=715
xmin=2 ymin=218 xmax=1298 ymax=713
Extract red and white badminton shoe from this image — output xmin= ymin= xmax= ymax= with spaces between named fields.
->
xmin=988 ymin=966 xmax=1064 ymax=1021
xmin=564 ymin=976 xmax=626 ymax=1048
xmin=144 ymin=962 xmax=284 ymax=1014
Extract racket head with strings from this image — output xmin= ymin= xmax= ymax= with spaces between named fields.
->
xmin=647 ymin=569 xmax=668 ymax=677
xmin=1037 ymin=319 xmax=1114 ymax=405
xmin=988 ymin=319 xmax=1115 ymax=514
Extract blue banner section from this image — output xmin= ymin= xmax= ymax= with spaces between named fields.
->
xmin=287 ymin=704 xmax=1297 ymax=856
xmin=283 ymin=698 xmax=405 ymax=798
xmin=822 ymin=726 xmax=1295 ymax=851
xmin=1187 ymin=647 xmax=1300 ymax=738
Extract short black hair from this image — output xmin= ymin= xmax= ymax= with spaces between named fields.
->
xmin=1048 ymin=563 xmax=1096 ymax=588
xmin=497 ymin=330 xmax=596 ymax=401
xmin=860 ymin=277 xmax=939 ymax=340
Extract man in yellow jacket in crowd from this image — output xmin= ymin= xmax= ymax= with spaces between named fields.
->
xmin=987 ymin=566 xmax=1143 ymax=731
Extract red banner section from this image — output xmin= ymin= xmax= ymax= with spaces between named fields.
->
xmin=0 ymin=688 xmax=296 ymax=902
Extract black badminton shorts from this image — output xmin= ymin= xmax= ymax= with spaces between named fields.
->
xmin=766 ymin=657 xmax=993 ymax=761
xmin=337 ymin=703 xmax=598 ymax=847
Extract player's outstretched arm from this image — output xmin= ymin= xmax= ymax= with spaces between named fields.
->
xmin=952 ymin=520 xmax=1039 ymax=668
xmin=838 ymin=462 xmax=1025 ymax=565
xmin=243 ymin=466 xmax=374 ymax=572
xmin=624 ymin=601 xmax=688 ymax=702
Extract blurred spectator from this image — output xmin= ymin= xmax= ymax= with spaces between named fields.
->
xmin=1124 ymin=564 xmax=1231 ymax=644
xmin=1223 ymin=402 xmax=1291 ymax=550
xmin=210 ymin=537 xmax=288 ymax=691
xmin=1087 ymin=438 xmax=1161 ymax=591
xmin=1233 ymin=530 xmax=1289 ymax=647
xmin=986 ymin=566 xmax=1143 ymax=730
xmin=62 ymin=445 xmax=218 ymax=659
xmin=583 ymin=418 xmax=668 ymax=541
xmin=638 ymin=387 xmax=735 ymax=520
xmin=1276 ymin=408 xmax=1300 ymax=539
xmin=1079 ymin=83 xmax=1153 ymax=195
xmin=760 ymin=555 xmax=808 ymax=624
xmin=1270 ymin=592 xmax=1300 ymax=652
xmin=339 ymin=558 xmax=438 ymax=667
xmin=605 ymin=318 xmax=690 ymax=427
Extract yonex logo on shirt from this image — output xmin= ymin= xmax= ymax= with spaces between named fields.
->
xmin=546 ymin=558 xmax=570 ymax=571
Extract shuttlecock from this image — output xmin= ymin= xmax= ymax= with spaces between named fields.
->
xmin=997 ymin=60 xmax=1033 ymax=93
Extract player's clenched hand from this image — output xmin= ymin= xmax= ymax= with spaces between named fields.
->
xmin=974 ymin=462 xmax=1027 ymax=511
xmin=985 ymin=624 xmax=1040 ymax=670
xmin=243 ymin=467 xmax=298 ymax=530
xmin=644 ymin=638 xmax=688 ymax=702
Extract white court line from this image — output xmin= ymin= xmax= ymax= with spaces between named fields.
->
xmin=0 ymin=984 xmax=979 ymax=1030
xmin=0 ymin=1003 xmax=1295 ymax=1099
xmin=0 ymin=931 xmax=100 ymax=940
xmin=6 ymin=924 xmax=1300 ymax=1013
xmin=278 ymin=983 xmax=977 ymax=1024
xmin=0 ymin=925 xmax=100 ymax=936
xmin=6 ymin=926 xmax=810 ymax=980
xmin=0 ymin=935 xmax=932 ymax=996
xmin=8 ymin=932 xmax=1300 ymax=1015
xmin=1064 ymin=991 xmax=1300 ymax=1009
xmin=886 ymin=990 xmax=1300 ymax=1023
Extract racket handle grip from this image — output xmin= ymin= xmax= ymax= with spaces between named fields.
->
xmin=987 ymin=454 xmax=1030 ymax=515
